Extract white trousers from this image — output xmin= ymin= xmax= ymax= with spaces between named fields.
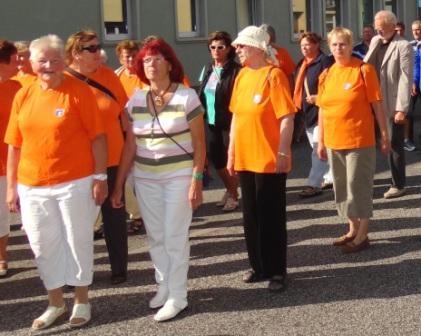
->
xmin=306 ymin=125 xmax=332 ymax=187
xmin=18 ymin=176 xmax=99 ymax=290
xmin=135 ymin=177 xmax=191 ymax=305
xmin=0 ymin=176 xmax=10 ymax=237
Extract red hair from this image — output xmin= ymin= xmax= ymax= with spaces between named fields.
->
xmin=136 ymin=38 xmax=184 ymax=85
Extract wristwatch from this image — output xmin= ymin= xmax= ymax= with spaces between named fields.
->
xmin=93 ymin=173 xmax=108 ymax=181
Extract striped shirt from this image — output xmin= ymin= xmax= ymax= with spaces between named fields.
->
xmin=126 ymin=84 xmax=204 ymax=180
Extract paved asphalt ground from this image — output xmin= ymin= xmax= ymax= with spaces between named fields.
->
xmin=1 ymin=133 xmax=421 ymax=336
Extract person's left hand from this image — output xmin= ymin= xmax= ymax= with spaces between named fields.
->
xmin=380 ymin=137 xmax=391 ymax=156
xmin=394 ymin=111 xmax=406 ymax=124
xmin=305 ymin=95 xmax=317 ymax=105
xmin=275 ymin=153 xmax=290 ymax=173
xmin=189 ymin=179 xmax=203 ymax=210
xmin=92 ymin=180 xmax=108 ymax=206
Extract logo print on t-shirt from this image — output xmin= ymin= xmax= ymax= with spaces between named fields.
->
xmin=343 ymin=83 xmax=352 ymax=90
xmin=55 ymin=109 xmax=65 ymax=117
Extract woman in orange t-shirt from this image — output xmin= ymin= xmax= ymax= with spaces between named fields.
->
xmin=229 ymin=26 xmax=296 ymax=292
xmin=5 ymin=35 xmax=107 ymax=330
xmin=65 ymin=30 xmax=129 ymax=285
xmin=317 ymin=27 xmax=390 ymax=254
xmin=115 ymin=39 xmax=144 ymax=96
xmin=0 ymin=40 xmax=20 ymax=278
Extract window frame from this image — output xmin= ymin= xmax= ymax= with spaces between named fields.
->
xmin=175 ymin=0 xmax=207 ymax=40
xmin=290 ymin=0 xmax=313 ymax=41
xmin=323 ymin=0 xmax=342 ymax=36
xmin=101 ymin=0 xmax=131 ymax=41
xmin=236 ymin=0 xmax=263 ymax=31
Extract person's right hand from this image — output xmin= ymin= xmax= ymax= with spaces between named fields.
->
xmin=317 ymin=143 xmax=328 ymax=161
xmin=6 ymin=186 xmax=19 ymax=213
xmin=411 ymin=84 xmax=418 ymax=97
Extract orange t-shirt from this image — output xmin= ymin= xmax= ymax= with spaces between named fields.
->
xmin=0 ymin=79 xmax=22 ymax=176
xmin=12 ymin=73 xmax=37 ymax=87
xmin=4 ymin=75 xmax=104 ymax=186
xmin=275 ymin=46 xmax=296 ymax=77
xmin=317 ymin=58 xmax=382 ymax=150
xmin=117 ymin=70 xmax=145 ymax=97
xmin=229 ymin=65 xmax=296 ymax=173
xmin=87 ymin=65 xmax=128 ymax=166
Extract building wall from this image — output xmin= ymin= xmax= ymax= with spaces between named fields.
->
xmin=0 ymin=0 xmax=419 ymax=84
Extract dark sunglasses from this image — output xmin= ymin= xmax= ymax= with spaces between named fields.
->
xmin=209 ymin=45 xmax=226 ymax=51
xmin=81 ymin=44 xmax=101 ymax=53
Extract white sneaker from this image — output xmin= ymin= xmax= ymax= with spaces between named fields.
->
xmin=149 ymin=287 xmax=168 ymax=309
xmin=153 ymin=299 xmax=187 ymax=322
xmin=222 ymin=195 xmax=239 ymax=212
xmin=216 ymin=192 xmax=229 ymax=207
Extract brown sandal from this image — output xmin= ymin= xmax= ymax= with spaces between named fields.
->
xmin=333 ymin=235 xmax=356 ymax=246
xmin=298 ymin=186 xmax=322 ymax=198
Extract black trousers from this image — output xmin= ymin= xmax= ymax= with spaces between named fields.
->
xmin=238 ymin=171 xmax=287 ymax=277
xmin=102 ymin=166 xmax=128 ymax=277
xmin=407 ymin=92 xmax=419 ymax=142
xmin=388 ymin=120 xmax=406 ymax=189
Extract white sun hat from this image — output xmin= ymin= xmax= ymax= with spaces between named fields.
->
xmin=232 ymin=25 xmax=270 ymax=51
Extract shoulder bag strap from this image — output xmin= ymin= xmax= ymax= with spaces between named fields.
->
xmin=66 ymin=67 xmax=117 ymax=102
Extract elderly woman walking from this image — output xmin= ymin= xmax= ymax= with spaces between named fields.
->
xmin=111 ymin=38 xmax=205 ymax=322
xmin=198 ymin=31 xmax=241 ymax=211
xmin=293 ymin=32 xmax=334 ymax=198
xmin=5 ymin=34 xmax=107 ymax=330
xmin=317 ymin=27 xmax=390 ymax=253
xmin=0 ymin=39 xmax=20 ymax=278
xmin=65 ymin=30 xmax=129 ymax=285
xmin=228 ymin=26 xmax=296 ymax=291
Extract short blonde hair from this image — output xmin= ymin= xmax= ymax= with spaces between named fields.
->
xmin=29 ymin=35 xmax=64 ymax=61
xmin=327 ymin=27 xmax=353 ymax=47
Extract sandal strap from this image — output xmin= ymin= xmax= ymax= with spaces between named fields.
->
xmin=70 ymin=303 xmax=91 ymax=320
xmin=33 ymin=305 xmax=66 ymax=330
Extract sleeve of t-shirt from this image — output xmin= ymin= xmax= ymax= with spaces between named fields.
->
xmin=270 ymin=68 xmax=297 ymax=119
xmin=362 ymin=63 xmax=382 ymax=102
xmin=78 ymin=84 xmax=105 ymax=140
xmin=4 ymin=88 xmax=25 ymax=147
xmin=185 ymin=88 xmax=204 ymax=123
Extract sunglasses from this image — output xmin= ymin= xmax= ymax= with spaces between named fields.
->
xmin=81 ymin=44 xmax=101 ymax=53
xmin=209 ymin=45 xmax=226 ymax=51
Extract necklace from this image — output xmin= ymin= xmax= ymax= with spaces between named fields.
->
xmin=151 ymin=82 xmax=172 ymax=107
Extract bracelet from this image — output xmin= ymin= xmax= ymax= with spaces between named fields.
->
xmin=192 ymin=172 xmax=204 ymax=180
xmin=277 ymin=152 xmax=290 ymax=157
xmin=93 ymin=173 xmax=108 ymax=181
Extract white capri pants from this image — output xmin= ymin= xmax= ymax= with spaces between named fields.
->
xmin=0 ymin=176 xmax=10 ymax=237
xmin=135 ymin=176 xmax=192 ymax=306
xmin=18 ymin=176 xmax=99 ymax=290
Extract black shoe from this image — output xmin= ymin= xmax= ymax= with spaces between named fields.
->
xmin=110 ymin=274 xmax=127 ymax=285
xmin=268 ymin=274 xmax=287 ymax=292
xmin=93 ymin=227 xmax=104 ymax=240
xmin=242 ymin=270 xmax=268 ymax=283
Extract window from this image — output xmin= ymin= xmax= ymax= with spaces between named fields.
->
xmin=291 ymin=0 xmax=311 ymax=40
xmin=383 ymin=0 xmax=397 ymax=14
xmin=324 ymin=0 xmax=341 ymax=34
xmin=102 ymin=0 xmax=130 ymax=41
xmin=236 ymin=0 xmax=262 ymax=30
xmin=176 ymin=0 xmax=206 ymax=38
xmin=358 ymin=0 xmax=374 ymax=30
